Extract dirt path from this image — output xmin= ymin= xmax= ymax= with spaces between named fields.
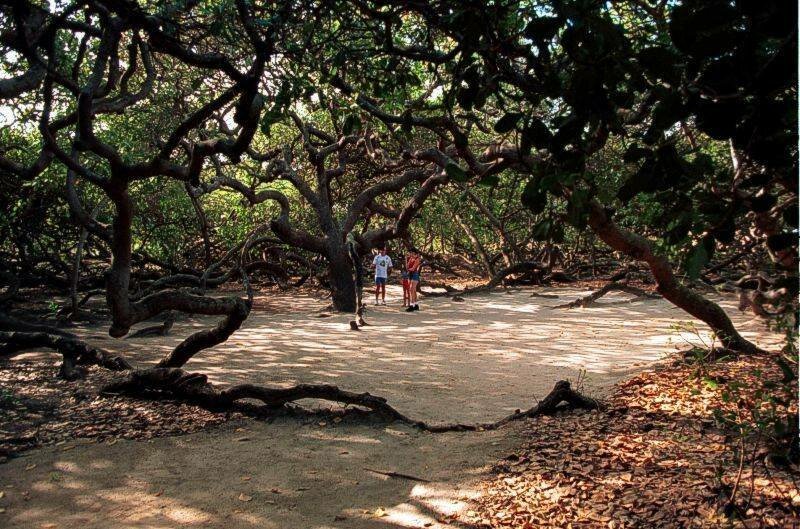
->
xmin=0 ymin=286 xmax=781 ymax=528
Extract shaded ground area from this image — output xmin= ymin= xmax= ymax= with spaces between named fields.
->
xmin=0 ymin=285 xmax=784 ymax=528
xmin=469 ymin=351 xmax=799 ymax=528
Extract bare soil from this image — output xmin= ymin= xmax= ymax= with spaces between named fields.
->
xmin=0 ymin=284 xmax=782 ymax=528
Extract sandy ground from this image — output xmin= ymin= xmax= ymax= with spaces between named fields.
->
xmin=0 ymin=285 xmax=782 ymax=528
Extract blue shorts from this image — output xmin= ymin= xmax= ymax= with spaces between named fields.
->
xmin=375 ymin=277 xmax=386 ymax=285
xmin=409 ymin=272 xmax=420 ymax=282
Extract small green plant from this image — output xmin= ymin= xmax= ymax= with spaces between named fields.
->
xmin=0 ymin=388 xmax=20 ymax=408
xmin=676 ymin=317 xmax=799 ymax=520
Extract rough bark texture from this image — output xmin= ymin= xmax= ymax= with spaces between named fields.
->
xmin=328 ymin=244 xmax=357 ymax=313
xmin=587 ymin=201 xmax=766 ymax=355
xmin=347 ymin=235 xmax=367 ymax=328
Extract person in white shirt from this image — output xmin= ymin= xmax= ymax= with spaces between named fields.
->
xmin=371 ymin=247 xmax=393 ymax=305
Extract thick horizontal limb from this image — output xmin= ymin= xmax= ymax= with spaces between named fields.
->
xmin=0 ymin=331 xmax=131 ymax=380
xmin=103 ymin=369 xmax=597 ymax=432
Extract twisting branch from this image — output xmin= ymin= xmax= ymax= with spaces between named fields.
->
xmin=0 ymin=331 xmax=131 ymax=380
xmin=104 ymin=370 xmax=598 ymax=432
xmin=554 ymin=282 xmax=660 ymax=309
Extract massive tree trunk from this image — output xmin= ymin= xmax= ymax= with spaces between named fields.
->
xmin=587 ymin=200 xmax=766 ymax=355
xmin=328 ymin=244 xmax=357 ymax=313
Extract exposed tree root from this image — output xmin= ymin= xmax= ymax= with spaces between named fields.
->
xmin=546 ymin=271 xmax=576 ymax=283
xmin=555 ymin=282 xmax=660 ymax=309
xmin=125 ymin=311 xmax=176 ymax=339
xmin=0 ymin=331 xmax=131 ymax=380
xmin=364 ymin=467 xmax=431 ymax=482
xmin=102 ymin=369 xmax=598 ymax=432
xmin=0 ymin=312 xmax=78 ymax=338
xmin=421 ymin=261 xmax=546 ymax=298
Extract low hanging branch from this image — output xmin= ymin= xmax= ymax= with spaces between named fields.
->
xmin=555 ymin=281 xmax=660 ymax=309
xmin=102 ymin=368 xmax=597 ymax=432
xmin=586 ymin=201 xmax=768 ymax=355
xmin=0 ymin=331 xmax=131 ymax=380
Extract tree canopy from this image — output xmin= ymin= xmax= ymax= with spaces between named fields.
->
xmin=0 ymin=0 xmax=796 ymax=375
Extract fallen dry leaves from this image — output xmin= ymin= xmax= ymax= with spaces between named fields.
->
xmin=466 ymin=351 xmax=799 ymax=529
xmin=0 ymin=360 xmax=233 ymax=459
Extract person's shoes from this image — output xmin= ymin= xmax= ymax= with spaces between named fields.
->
xmin=381 ymin=300 xmax=386 ymax=305
xmin=405 ymin=305 xmax=415 ymax=312
xmin=413 ymin=304 xmax=420 ymax=311
xmin=374 ymin=301 xmax=379 ymax=306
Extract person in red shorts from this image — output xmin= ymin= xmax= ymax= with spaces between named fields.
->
xmin=401 ymin=265 xmax=411 ymax=307
xmin=405 ymin=251 xmax=421 ymax=312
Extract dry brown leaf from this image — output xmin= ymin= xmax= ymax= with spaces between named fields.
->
xmin=237 ymin=493 xmax=253 ymax=502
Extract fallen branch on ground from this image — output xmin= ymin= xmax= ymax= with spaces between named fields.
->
xmin=555 ymin=282 xmax=660 ymax=309
xmin=102 ymin=369 xmax=598 ymax=432
xmin=125 ymin=312 xmax=176 ymax=339
xmin=364 ymin=467 xmax=431 ymax=482
xmin=0 ymin=312 xmax=78 ymax=337
xmin=421 ymin=261 xmax=546 ymax=298
xmin=0 ymin=331 xmax=132 ymax=379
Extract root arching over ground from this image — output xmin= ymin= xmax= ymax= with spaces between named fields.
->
xmin=0 ymin=287 xmax=785 ymax=529
xmin=102 ymin=368 xmax=598 ymax=432
xmin=2 ymin=297 xmax=600 ymax=434
xmin=554 ymin=281 xmax=661 ymax=309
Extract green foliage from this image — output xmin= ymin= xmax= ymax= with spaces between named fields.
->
xmin=444 ymin=162 xmax=469 ymax=183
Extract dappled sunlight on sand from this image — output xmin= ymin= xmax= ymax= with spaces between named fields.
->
xmin=50 ymin=285 xmax=782 ymax=424
xmin=2 ymin=285 xmax=784 ymax=529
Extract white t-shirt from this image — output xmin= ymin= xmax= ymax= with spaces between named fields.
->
xmin=372 ymin=254 xmax=393 ymax=278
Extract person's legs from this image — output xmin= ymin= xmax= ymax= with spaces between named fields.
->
xmin=410 ymin=271 xmax=421 ymax=310
xmin=405 ymin=280 xmax=416 ymax=312
xmin=375 ymin=277 xmax=387 ymax=304
xmin=380 ymin=282 xmax=386 ymax=303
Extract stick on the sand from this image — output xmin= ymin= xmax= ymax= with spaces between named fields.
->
xmin=363 ymin=467 xmax=431 ymax=482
